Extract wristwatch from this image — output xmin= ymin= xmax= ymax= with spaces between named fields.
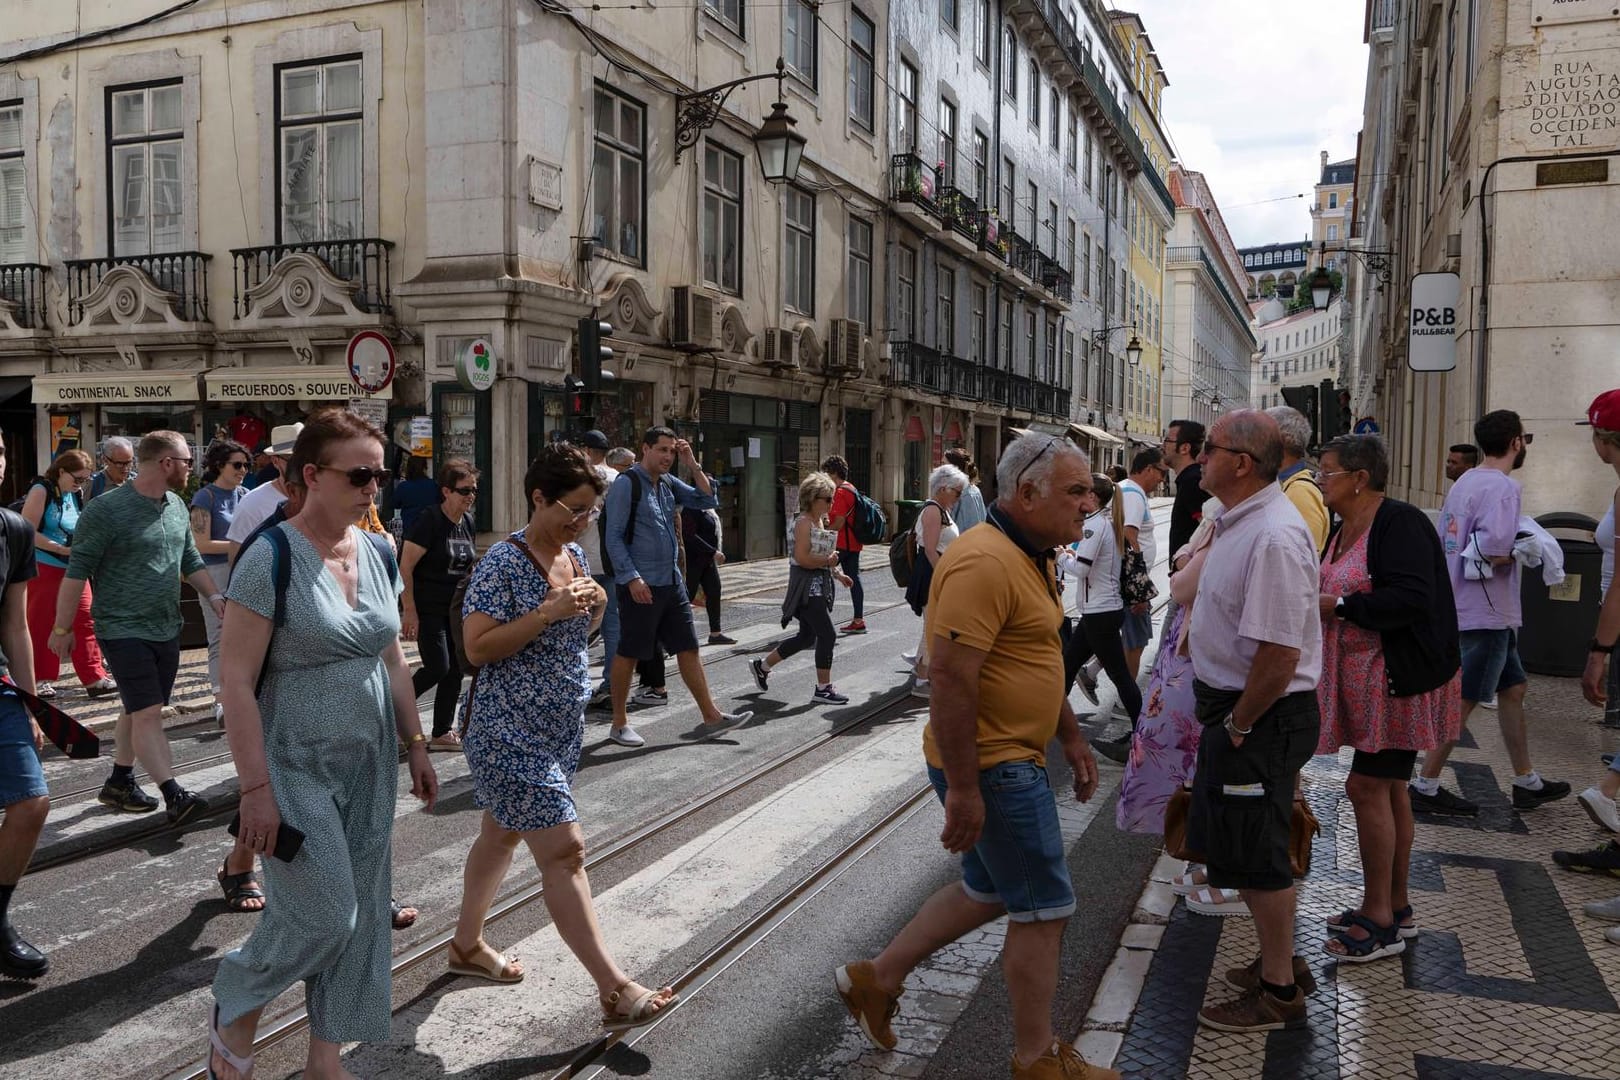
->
xmin=1333 ymin=596 xmax=1347 ymax=619
xmin=1594 ymin=638 xmax=1617 ymax=656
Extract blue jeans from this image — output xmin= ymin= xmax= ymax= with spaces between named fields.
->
xmin=0 ymin=690 xmax=46 ymax=807
xmin=838 ymin=549 xmax=864 ymax=620
xmin=926 ymin=760 xmax=1075 ymax=922
xmin=594 ymin=574 xmax=619 ymax=681
xmin=1459 ymin=628 xmax=1527 ymax=704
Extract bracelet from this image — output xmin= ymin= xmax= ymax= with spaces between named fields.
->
xmin=1594 ymin=638 xmax=1617 ymax=656
xmin=405 ymin=732 xmax=427 ymax=745
xmin=208 ymin=593 xmax=224 ymax=605
xmin=1223 ymin=714 xmax=1254 ymax=737
xmin=239 ymin=779 xmax=270 ymax=797
xmin=50 ymin=626 xmax=70 ymax=636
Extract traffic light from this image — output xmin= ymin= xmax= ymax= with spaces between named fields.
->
xmin=577 ymin=317 xmax=613 ymax=393
xmin=564 ymin=373 xmax=593 ymax=433
xmin=1280 ymin=384 xmax=1321 ymax=448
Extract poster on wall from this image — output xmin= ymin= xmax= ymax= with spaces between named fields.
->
xmin=50 ymin=412 xmax=82 ymax=454
xmin=409 ymin=415 xmax=433 ymax=458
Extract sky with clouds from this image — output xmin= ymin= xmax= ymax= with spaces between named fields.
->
xmin=1133 ymin=1 xmax=1369 ymax=249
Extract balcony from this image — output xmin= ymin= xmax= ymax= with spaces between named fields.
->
xmin=1167 ymin=245 xmax=1251 ymax=332
xmin=983 ymin=368 xmax=1009 ymax=407
xmin=887 ymin=340 xmax=947 ymax=395
xmin=889 ymin=154 xmax=940 ymax=228
xmin=1007 ymin=231 xmax=1038 ymax=286
xmin=1367 ymin=0 xmax=1397 ymax=38
xmin=936 ymin=187 xmax=981 ymax=257
xmin=1037 ymin=254 xmax=1073 ymax=307
xmin=972 ymin=210 xmax=1009 ymax=269
xmin=0 ymin=264 xmax=49 ymax=332
xmin=231 ymin=238 xmax=395 ymax=319
xmin=947 ymin=354 xmax=981 ymax=400
xmin=65 ymin=252 xmax=211 ymax=326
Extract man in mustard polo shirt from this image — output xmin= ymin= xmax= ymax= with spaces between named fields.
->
xmin=835 ymin=434 xmax=1114 ymax=1080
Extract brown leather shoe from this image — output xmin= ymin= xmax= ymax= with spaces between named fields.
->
xmin=1198 ymin=985 xmax=1308 ymax=1032
xmin=834 ymin=960 xmax=901 ymax=1050
xmin=1223 ymin=954 xmax=1318 ymax=996
xmin=1010 ymin=1040 xmax=1121 ymax=1079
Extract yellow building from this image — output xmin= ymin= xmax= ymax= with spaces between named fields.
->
xmin=1109 ymin=11 xmax=1174 ymax=452
xmin=1309 ymin=150 xmax=1355 ymax=272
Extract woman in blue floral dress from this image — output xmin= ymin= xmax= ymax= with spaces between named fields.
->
xmin=449 ymin=444 xmax=676 ymax=1030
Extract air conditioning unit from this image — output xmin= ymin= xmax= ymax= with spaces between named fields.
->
xmin=826 ymin=318 xmax=865 ymax=375
xmin=760 ymin=327 xmax=800 ymax=369
xmin=670 ymin=285 xmax=720 ymax=350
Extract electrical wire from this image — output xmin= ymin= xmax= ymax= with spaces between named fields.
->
xmin=0 ymin=0 xmax=206 ymax=65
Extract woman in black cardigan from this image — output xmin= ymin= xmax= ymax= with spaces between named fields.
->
xmin=1313 ymin=435 xmax=1462 ymax=963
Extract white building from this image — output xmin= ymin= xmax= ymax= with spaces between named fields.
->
xmin=1249 ymin=298 xmax=1345 ymax=413
xmin=1161 ymin=166 xmax=1255 ymax=430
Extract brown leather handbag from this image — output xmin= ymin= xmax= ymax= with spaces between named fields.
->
xmin=1163 ymin=788 xmax=1321 ymax=879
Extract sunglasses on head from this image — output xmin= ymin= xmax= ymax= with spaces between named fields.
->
xmin=318 ymin=465 xmax=392 ymax=487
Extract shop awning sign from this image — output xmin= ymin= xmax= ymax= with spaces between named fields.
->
xmin=205 ymin=366 xmax=393 ymax=401
xmin=33 ymin=371 xmax=200 ymax=404
xmin=1408 ymin=272 xmax=1461 ymax=372
xmin=347 ymin=330 xmax=397 ymax=395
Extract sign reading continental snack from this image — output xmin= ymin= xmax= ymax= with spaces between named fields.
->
xmin=457 ymin=338 xmax=497 ymax=392
xmin=1409 ymin=272 xmax=1462 ymax=372
xmin=204 ymin=367 xmax=393 ymax=401
xmin=32 ymin=372 xmax=200 ymax=404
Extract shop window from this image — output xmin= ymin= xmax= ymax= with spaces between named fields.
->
xmin=109 ymin=81 xmax=185 ymax=256
xmin=702 ymin=143 xmax=742 ymax=294
xmin=433 ymin=381 xmax=492 ymax=532
xmin=276 ymin=60 xmax=362 ymax=244
xmin=593 ymin=84 xmax=645 ymax=263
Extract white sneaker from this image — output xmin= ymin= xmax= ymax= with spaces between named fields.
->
xmin=213 ymin=702 xmax=225 ymax=729
xmin=696 ymin=711 xmax=751 ymax=740
xmin=1579 ymin=786 xmax=1620 ymax=833
xmin=1606 ymin=925 xmax=1620 ymax=945
xmin=631 ymin=687 xmax=668 ymax=707
xmin=609 ymin=725 xmax=645 ymax=747
xmin=1583 ymin=895 xmax=1620 ymax=922
xmin=1480 ymin=696 xmax=1498 ymax=709
xmin=900 ymin=651 xmax=919 ymax=667
xmin=910 ymin=679 xmax=931 ymax=700
xmin=1084 ymin=657 xmax=1103 ymax=683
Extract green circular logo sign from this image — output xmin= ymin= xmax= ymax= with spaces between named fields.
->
xmin=457 ymin=338 xmax=497 ymax=391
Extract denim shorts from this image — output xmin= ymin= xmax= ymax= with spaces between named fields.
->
xmin=1459 ymin=628 xmax=1527 ymax=704
xmin=927 ymin=760 xmax=1076 ymax=922
xmin=1121 ymin=610 xmax=1154 ymax=650
xmin=0 ymin=690 xmax=47 ymax=807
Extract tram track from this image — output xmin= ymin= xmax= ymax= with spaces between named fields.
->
xmin=169 ymin=686 xmax=923 ymax=1080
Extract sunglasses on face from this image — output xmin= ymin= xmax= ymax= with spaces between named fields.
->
xmin=318 ymin=465 xmax=391 ymax=487
xmin=163 ymin=456 xmax=193 ymax=467
xmin=225 ymin=460 xmax=250 ymax=470
xmin=452 ymin=486 xmax=479 ymax=497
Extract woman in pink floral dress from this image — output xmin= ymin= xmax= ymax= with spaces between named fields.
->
xmin=1314 ymin=435 xmax=1462 ymax=963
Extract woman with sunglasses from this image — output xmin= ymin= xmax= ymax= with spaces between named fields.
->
xmin=209 ymin=410 xmax=437 ymax=1080
xmin=399 ymin=459 xmax=480 ymax=752
xmin=449 ymin=445 xmax=677 ymax=1030
xmin=21 ymin=449 xmax=115 ymax=700
xmin=192 ymin=440 xmax=253 ymax=733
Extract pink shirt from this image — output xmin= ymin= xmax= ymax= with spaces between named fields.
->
xmin=1188 ymin=482 xmax=1322 ymax=694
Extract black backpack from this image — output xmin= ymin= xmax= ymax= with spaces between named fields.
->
xmin=7 ymin=477 xmax=80 ymax=516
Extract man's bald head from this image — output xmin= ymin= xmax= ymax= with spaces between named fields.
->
xmin=1211 ymin=409 xmax=1284 ymax=481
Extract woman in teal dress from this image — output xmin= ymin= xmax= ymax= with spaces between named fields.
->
xmin=206 ymin=410 xmax=438 ymax=1080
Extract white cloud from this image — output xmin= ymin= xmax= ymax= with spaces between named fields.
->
xmin=1137 ymin=0 xmax=1368 ymax=247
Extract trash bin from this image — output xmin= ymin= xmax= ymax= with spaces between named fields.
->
xmin=894 ymin=499 xmax=925 ymax=538
xmin=1519 ymin=512 xmax=1603 ymax=677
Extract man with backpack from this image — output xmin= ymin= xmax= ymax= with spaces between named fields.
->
xmin=602 ymin=427 xmax=751 ymax=747
xmin=52 ymin=431 xmax=221 ymax=824
xmin=824 ymin=455 xmax=886 ymax=635
xmin=85 ymin=437 xmax=135 ymax=501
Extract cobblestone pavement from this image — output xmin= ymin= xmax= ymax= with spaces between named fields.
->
xmin=1109 ymin=672 xmax=1620 ymax=1080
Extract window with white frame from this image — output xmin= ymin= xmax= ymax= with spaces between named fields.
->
xmin=702 ymin=143 xmax=742 ymax=293
xmin=1081 ymin=235 xmax=1092 ymax=297
xmin=0 ymin=103 xmax=25 ymax=263
xmin=1327 ymin=224 xmax=1338 ymax=241
xmin=847 ymin=216 xmax=872 ymax=328
xmin=1001 ymin=157 xmax=1015 ymax=220
xmin=785 ymin=1 xmax=818 ymax=89
xmin=975 ymin=0 xmax=993 ymax=68
xmin=937 ymin=264 xmax=956 ymax=353
xmin=972 ymin=130 xmax=989 ymax=202
xmin=970 ymin=282 xmax=987 ymax=363
xmin=1029 ymin=66 xmax=1041 ymax=128
xmin=998 ymin=298 xmax=1012 ymax=369
xmin=1328 ymin=191 xmax=1338 ymax=209
xmin=592 ymin=85 xmax=645 ymax=262
xmin=897 ymin=244 xmax=917 ymax=339
xmin=1045 ymin=199 xmax=1057 ymax=257
xmin=784 ymin=185 xmax=815 ymax=313
xmin=704 ymin=0 xmax=743 ymax=35
xmin=940 ymin=0 xmax=959 ymax=33
xmin=897 ymin=60 xmax=918 ymax=153
xmin=1024 ymin=309 xmax=1036 ymax=376
xmin=1004 ymin=29 xmax=1018 ymax=102
xmin=1065 ymin=217 xmax=1076 ymax=276
xmin=848 ymin=10 xmax=875 ymax=132
xmin=111 ymin=81 xmax=185 ymax=255
xmin=1049 ymin=87 xmax=1060 ymax=151
xmin=1066 ymin=105 xmax=1078 ymax=173
xmin=1026 ymin=180 xmax=1037 ymax=240
xmin=939 ymin=98 xmax=957 ymax=184
xmin=1044 ymin=317 xmax=1058 ymax=383
xmin=277 ymin=61 xmax=366 ymax=245
xmin=1083 ymin=133 xmax=1094 ymax=192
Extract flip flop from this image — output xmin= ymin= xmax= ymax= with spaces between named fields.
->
xmin=207 ymin=1001 xmax=254 ymax=1080
xmin=391 ymin=898 xmax=417 ymax=930
xmin=447 ymin=940 xmax=524 ymax=983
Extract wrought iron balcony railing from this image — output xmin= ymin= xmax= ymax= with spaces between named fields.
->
xmin=0 ymin=264 xmax=49 ymax=330
xmin=937 ymin=186 xmax=980 ymax=244
xmin=231 ymin=238 xmax=395 ymax=318
xmin=889 ymin=154 xmax=939 ymax=216
xmin=65 ymin=252 xmax=211 ymax=325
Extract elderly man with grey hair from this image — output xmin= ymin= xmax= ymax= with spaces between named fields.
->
xmin=1185 ymin=409 xmax=1322 ymax=1033
xmin=1265 ymin=405 xmax=1329 ymax=551
xmin=836 ymin=434 xmax=1118 ymax=1080
xmin=86 ymin=436 xmax=135 ymax=501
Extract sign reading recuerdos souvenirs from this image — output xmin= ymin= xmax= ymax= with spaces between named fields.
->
xmin=204 ymin=368 xmax=393 ymax=401
xmin=457 ymin=338 xmax=497 ymax=392
xmin=1532 ymin=0 xmax=1619 ymax=27
xmin=347 ymin=330 xmax=397 ymax=395
xmin=1409 ymin=273 xmax=1461 ymax=373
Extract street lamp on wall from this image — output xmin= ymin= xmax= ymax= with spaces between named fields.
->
xmin=675 ymin=57 xmax=807 ymax=184
xmin=1308 ymin=267 xmax=1334 ymax=312
xmin=1090 ymin=324 xmax=1142 ymax=366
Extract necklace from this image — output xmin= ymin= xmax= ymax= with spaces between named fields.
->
xmin=303 ymin=525 xmax=354 ymax=571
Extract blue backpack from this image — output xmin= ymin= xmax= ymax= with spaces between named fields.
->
xmin=842 ymin=483 xmax=888 ymax=544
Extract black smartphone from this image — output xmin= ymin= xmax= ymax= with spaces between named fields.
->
xmin=227 ymin=814 xmax=306 ymax=863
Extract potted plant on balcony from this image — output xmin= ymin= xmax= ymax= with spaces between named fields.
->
xmin=984 ymin=214 xmax=1008 ymax=259
xmin=901 ymin=159 xmax=934 ymax=201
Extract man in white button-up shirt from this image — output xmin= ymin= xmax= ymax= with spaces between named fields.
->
xmin=1184 ymin=410 xmax=1323 ymax=1036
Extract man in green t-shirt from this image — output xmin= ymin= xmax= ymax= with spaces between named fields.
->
xmin=53 ymin=431 xmax=223 ymax=824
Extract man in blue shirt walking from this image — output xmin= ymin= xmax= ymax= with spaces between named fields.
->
xmin=604 ymin=427 xmax=751 ymax=747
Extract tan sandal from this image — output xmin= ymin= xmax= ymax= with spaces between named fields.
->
xmin=601 ymin=982 xmax=677 ymax=1030
xmin=447 ymin=940 xmax=524 ymax=983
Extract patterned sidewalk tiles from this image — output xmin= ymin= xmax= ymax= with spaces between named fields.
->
xmin=1108 ymin=674 xmax=1620 ymax=1080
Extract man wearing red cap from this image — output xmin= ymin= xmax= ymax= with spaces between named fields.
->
xmin=1579 ymin=390 xmax=1620 ymax=723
